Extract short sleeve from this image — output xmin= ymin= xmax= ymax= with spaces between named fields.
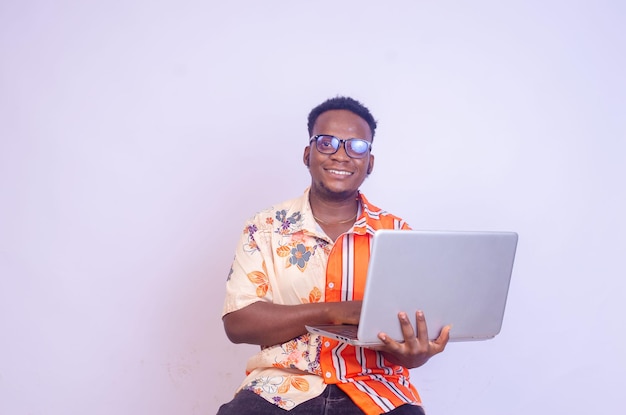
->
xmin=222 ymin=218 xmax=274 ymax=317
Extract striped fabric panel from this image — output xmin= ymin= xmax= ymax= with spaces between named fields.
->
xmin=338 ymin=377 xmax=421 ymax=414
xmin=320 ymin=195 xmax=418 ymax=414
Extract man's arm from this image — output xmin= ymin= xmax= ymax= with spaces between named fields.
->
xmin=223 ymin=300 xmax=362 ymax=346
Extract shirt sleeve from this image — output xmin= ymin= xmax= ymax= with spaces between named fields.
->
xmin=222 ymin=217 xmax=274 ymax=317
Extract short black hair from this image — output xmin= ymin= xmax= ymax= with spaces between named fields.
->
xmin=307 ymin=96 xmax=378 ymax=140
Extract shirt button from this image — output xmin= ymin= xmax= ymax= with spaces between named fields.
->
xmin=328 ymin=282 xmax=334 ymax=289
xmin=324 ymin=341 xmax=330 ymax=348
xmin=325 ymin=372 xmax=332 ymax=378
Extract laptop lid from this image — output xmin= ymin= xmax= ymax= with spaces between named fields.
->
xmin=306 ymin=229 xmax=518 ymax=346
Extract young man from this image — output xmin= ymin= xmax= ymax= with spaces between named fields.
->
xmin=218 ymin=96 xmax=450 ymax=415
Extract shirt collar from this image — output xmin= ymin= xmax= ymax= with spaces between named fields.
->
xmin=353 ymin=192 xmax=386 ymax=237
xmin=299 ymin=188 xmax=383 ymax=239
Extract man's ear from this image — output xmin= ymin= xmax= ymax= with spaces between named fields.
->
xmin=303 ymin=146 xmax=311 ymax=167
xmin=367 ymin=154 xmax=375 ymax=174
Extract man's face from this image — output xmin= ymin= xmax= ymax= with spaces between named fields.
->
xmin=303 ymin=109 xmax=375 ymax=200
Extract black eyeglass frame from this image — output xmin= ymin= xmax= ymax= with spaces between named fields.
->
xmin=309 ymin=135 xmax=372 ymax=159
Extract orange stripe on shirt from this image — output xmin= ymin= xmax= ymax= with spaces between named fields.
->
xmin=320 ymin=193 xmax=419 ymax=415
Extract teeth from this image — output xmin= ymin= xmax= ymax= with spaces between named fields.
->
xmin=328 ymin=169 xmax=352 ymax=176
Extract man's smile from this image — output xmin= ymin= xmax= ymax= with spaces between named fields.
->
xmin=326 ymin=169 xmax=353 ymax=176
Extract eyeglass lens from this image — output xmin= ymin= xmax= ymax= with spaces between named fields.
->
xmin=313 ymin=135 xmax=371 ymax=158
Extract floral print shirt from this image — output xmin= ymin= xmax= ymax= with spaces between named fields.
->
xmin=222 ymin=188 xmax=420 ymax=414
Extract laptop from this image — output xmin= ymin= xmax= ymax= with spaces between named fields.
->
xmin=306 ymin=229 xmax=518 ymax=346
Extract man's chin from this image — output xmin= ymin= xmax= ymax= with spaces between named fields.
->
xmin=315 ymin=185 xmax=359 ymax=201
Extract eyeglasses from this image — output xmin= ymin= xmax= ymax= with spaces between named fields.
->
xmin=309 ymin=135 xmax=372 ymax=159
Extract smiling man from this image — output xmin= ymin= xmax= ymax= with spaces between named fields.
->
xmin=218 ymin=96 xmax=450 ymax=415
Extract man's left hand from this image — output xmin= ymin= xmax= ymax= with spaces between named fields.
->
xmin=372 ymin=310 xmax=451 ymax=369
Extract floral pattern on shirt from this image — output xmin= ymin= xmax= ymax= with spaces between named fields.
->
xmin=269 ymin=333 xmax=322 ymax=375
xmin=301 ymin=286 xmax=322 ymax=304
xmin=275 ymin=209 xmax=302 ymax=235
xmin=247 ymin=269 xmax=270 ymax=298
xmin=243 ymin=376 xmax=297 ymax=409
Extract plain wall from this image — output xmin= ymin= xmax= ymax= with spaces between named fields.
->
xmin=1 ymin=1 xmax=624 ymax=414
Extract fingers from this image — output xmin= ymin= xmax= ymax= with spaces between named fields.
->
xmin=380 ymin=311 xmax=433 ymax=346
xmin=375 ymin=312 xmax=416 ymax=351
xmin=377 ymin=312 xmax=450 ymax=348
xmin=374 ymin=312 xmax=451 ymax=368
xmin=433 ymin=324 xmax=451 ymax=351
xmin=414 ymin=310 xmax=429 ymax=344
xmin=398 ymin=312 xmax=417 ymax=342
xmin=415 ymin=311 xmax=450 ymax=355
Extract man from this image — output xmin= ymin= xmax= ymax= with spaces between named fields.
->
xmin=218 ymin=96 xmax=450 ymax=415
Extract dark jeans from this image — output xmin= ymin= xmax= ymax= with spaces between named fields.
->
xmin=216 ymin=385 xmax=426 ymax=415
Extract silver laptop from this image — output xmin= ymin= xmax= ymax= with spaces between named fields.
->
xmin=306 ymin=229 xmax=518 ymax=346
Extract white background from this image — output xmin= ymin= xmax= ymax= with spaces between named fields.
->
xmin=1 ymin=1 xmax=624 ymax=414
